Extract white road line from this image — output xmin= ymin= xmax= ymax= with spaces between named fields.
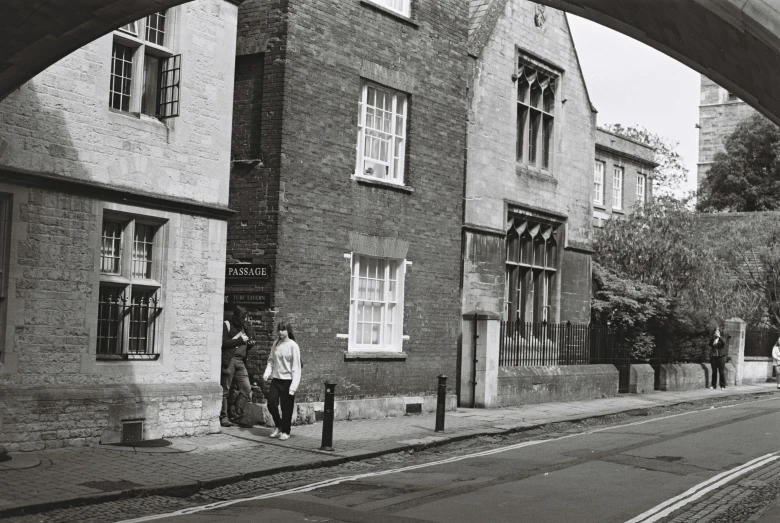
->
xmin=115 ymin=396 xmax=780 ymax=523
xmin=625 ymin=454 xmax=780 ymax=523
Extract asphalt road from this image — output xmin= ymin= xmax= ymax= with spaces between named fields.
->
xmin=113 ymin=395 xmax=780 ymax=523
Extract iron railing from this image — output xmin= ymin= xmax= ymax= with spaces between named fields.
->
xmin=499 ymin=321 xmax=630 ymax=367
xmin=745 ymin=327 xmax=778 ymax=358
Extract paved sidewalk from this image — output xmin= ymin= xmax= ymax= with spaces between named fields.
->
xmin=0 ymin=383 xmax=777 ymax=517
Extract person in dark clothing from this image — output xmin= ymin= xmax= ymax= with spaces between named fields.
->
xmin=221 ymin=305 xmax=253 ymax=427
xmin=709 ymin=326 xmax=728 ymax=390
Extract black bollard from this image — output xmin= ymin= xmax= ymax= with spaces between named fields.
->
xmin=320 ymin=381 xmax=336 ymax=451
xmin=435 ymin=375 xmax=447 ymax=433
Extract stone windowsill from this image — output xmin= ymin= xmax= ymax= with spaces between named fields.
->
xmin=360 ymin=0 xmax=419 ymax=27
xmin=352 ymin=174 xmax=414 ymax=193
xmin=611 ymin=208 xmax=625 ymax=215
xmin=516 ymin=164 xmax=558 ymax=186
xmin=344 ymin=351 xmax=408 ymax=361
xmin=593 ymin=204 xmax=607 ymax=211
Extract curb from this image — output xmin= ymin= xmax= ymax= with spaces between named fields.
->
xmin=0 ymin=389 xmax=775 ymax=519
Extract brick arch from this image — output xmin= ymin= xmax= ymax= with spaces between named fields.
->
xmin=0 ymin=0 xmax=190 ymax=101
xmin=471 ymin=0 xmax=780 ymax=127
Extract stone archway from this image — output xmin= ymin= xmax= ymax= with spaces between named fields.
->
xmin=0 ymin=0 xmax=190 ymax=100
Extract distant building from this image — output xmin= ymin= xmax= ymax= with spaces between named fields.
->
xmin=697 ymin=75 xmax=755 ymax=189
xmin=0 ymin=0 xmax=240 ymax=451
xmin=227 ymin=0 xmax=468 ymax=413
xmin=593 ymin=128 xmax=656 ymax=228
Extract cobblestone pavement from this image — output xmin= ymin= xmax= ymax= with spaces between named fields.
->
xmin=4 ymin=393 xmax=779 ymax=523
xmin=663 ymin=458 xmax=780 ymax=523
xmin=1 ymin=384 xmax=777 ymax=520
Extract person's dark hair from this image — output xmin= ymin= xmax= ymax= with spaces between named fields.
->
xmin=277 ymin=321 xmax=296 ymax=341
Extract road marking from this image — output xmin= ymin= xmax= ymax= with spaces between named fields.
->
xmin=625 ymin=453 xmax=780 ymax=523
xmin=115 ymin=396 xmax=780 ymax=523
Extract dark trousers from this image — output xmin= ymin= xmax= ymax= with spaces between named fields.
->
xmin=221 ymin=358 xmax=251 ymax=421
xmin=267 ymin=378 xmax=295 ymax=434
xmin=711 ymin=355 xmax=727 ymax=388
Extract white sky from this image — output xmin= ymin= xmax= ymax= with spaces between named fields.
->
xmin=567 ymin=14 xmax=701 ymax=194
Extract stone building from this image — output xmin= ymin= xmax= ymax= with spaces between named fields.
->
xmin=227 ymin=0 xmax=467 ymax=415
xmin=459 ymin=1 xmax=597 ymax=405
xmin=0 ymin=0 xmax=241 ymax=451
xmin=592 ymin=128 xmax=655 ymax=227
xmin=697 ymin=75 xmax=755 ymax=189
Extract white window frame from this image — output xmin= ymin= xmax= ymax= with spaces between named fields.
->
xmin=593 ymin=161 xmax=604 ymax=205
xmin=98 ymin=214 xmax=165 ymax=360
xmin=348 ymin=254 xmax=406 ymax=352
xmin=370 ymin=0 xmax=411 ymax=17
xmin=110 ymin=9 xmax=177 ymax=118
xmin=636 ymin=174 xmax=646 ymax=206
xmin=612 ymin=166 xmax=624 ymax=210
xmin=355 ymin=81 xmax=408 ymax=186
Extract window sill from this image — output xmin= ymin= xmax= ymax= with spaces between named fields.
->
xmin=96 ymin=354 xmax=160 ymax=361
xmin=359 ymin=0 xmax=418 ymax=27
xmin=352 ymin=174 xmax=414 ymax=194
xmin=344 ymin=351 xmax=408 ymax=361
xmin=516 ymin=164 xmax=558 ymax=185
xmin=612 ymin=208 xmax=625 ymax=215
xmin=593 ymin=204 xmax=606 ymax=210
xmin=108 ymin=109 xmax=169 ymax=133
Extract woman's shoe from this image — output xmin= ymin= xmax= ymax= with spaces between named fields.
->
xmin=279 ymin=433 xmax=290 ymax=441
xmin=270 ymin=428 xmax=281 ymax=438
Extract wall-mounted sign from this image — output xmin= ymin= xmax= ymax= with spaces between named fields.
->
xmin=225 ymin=292 xmax=271 ymax=307
xmin=225 ymin=263 xmax=271 ymax=280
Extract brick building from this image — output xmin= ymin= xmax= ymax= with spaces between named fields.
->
xmin=593 ymin=128 xmax=655 ymax=227
xmin=697 ymin=75 xmax=755 ymax=190
xmin=0 ymin=0 xmax=240 ymax=451
xmin=227 ymin=0 xmax=467 ymax=410
xmin=459 ymin=1 xmax=596 ymax=404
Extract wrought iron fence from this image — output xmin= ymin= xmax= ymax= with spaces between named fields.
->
xmin=499 ymin=321 xmax=630 ymax=367
xmin=745 ymin=326 xmax=778 ymax=358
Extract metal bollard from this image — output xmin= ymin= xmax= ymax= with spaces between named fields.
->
xmin=320 ymin=381 xmax=336 ymax=451
xmin=435 ymin=375 xmax=447 ymax=433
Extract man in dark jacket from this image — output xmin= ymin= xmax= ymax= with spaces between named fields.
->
xmin=221 ymin=305 xmax=253 ymax=427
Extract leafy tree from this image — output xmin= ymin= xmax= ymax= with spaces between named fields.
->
xmin=591 ymin=263 xmax=671 ymax=361
xmin=697 ymin=114 xmax=780 ymax=212
xmin=594 ymin=196 xmax=705 ymax=298
xmin=604 ymin=123 xmax=689 ymax=196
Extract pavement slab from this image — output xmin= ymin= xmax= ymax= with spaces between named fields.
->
xmin=0 ymin=383 xmax=776 ymax=518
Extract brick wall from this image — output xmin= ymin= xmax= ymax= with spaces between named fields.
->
xmin=229 ymin=0 xmax=468 ymax=401
xmin=463 ymin=1 xmax=594 ymax=322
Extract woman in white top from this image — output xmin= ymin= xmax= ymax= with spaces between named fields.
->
xmin=263 ymin=321 xmax=302 ymax=440
xmin=772 ymin=337 xmax=780 ymax=389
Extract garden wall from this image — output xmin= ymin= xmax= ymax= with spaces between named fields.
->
xmin=497 ymin=365 xmax=618 ymax=407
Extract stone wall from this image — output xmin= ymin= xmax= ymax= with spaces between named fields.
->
xmin=0 ymin=0 xmax=238 ymax=449
xmin=462 ymin=1 xmax=595 ymax=323
xmin=498 ymin=364 xmax=619 ymax=406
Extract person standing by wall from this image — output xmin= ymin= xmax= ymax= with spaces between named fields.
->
xmin=709 ymin=326 xmax=728 ymax=390
xmin=221 ymin=305 xmax=254 ymax=428
xmin=263 ymin=321 xmax=302 ymax=441
xmin=772 ymin=337 xmax=780 ymax=389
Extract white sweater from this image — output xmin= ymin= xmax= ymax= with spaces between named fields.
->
xmin=773 ymin=345 xmax=780 ymax=366
xmin=263 ymin=339 xmax=302 ymax=393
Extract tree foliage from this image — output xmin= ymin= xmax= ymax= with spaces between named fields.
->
xmin=604 ymin=123 xmax=689 ymax=196
xmin=698 ymin=114 xmax=780 ymax=212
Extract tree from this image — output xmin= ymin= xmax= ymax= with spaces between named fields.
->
xmin=594 ymin=196 xmax=706 ymax=298
xmin=604 ymin=123 xmax=689 ymax=197
xmin=697 ymin=113 xmax=780 ymax=212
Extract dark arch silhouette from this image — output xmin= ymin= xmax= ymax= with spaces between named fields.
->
xmin=0 ymin=0 xmax=190 ymax=100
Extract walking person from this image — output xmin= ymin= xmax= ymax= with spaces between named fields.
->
xmin=263 ymin=321 xmax=302 ymax=441
xmin=220 ymin=305 xmax=254 ymax=428
xmin=709 ymin=326 xmax=728 ymax=390
xmin=772 ymin=336 xmax=780 ymax=389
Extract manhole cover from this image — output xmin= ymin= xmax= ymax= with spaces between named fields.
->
xmin=79 ymin=480 xmax=144 ymax=492
xmin=655 ymin=456 xmax=683 ymax=462
xmin=107 ymin=438 xmax=172 ymax=448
